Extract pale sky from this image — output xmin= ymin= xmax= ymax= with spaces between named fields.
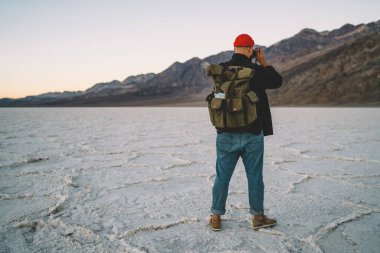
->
xmin=0 ymin=0 xmax=379 ymax=98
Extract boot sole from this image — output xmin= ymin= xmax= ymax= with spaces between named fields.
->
xmin=253 ymin=222 xmax=277 ymax=230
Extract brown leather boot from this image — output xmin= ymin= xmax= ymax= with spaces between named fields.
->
xmin=209 ymin=214 xmax=221 ymax=231
xmin=252 ymin=215 xmax=277 ymax=230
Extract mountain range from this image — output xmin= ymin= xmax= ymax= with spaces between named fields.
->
xmin=1 ymin=20 xmax=379 ymax=107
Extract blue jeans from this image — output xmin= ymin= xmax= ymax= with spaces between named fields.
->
xmin=211 ymin=131 xmax=264 ymax=216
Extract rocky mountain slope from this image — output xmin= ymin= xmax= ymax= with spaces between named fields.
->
xmin=268 ymin=32 xmax=380 ymax=106
xmin=266 ymin=20 xmax=380 ymax=69
xmin=1 ymin=20 xmax=379 ymax=107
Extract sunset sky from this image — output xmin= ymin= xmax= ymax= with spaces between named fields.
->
xmin=0 ymin=0 xmax=379 ymax=99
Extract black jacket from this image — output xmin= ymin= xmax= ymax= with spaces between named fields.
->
xmin=217 ymin=53 xmax=282 ymax=136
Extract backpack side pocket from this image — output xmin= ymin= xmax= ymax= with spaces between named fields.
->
xmin=244 ymin=91 xmax=259 ymax=124
xmin=208 ymin=97 xmax=224 ymax=128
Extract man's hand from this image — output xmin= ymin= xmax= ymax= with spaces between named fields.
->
xmin=256 ymin=48 xmax=268 ymax=67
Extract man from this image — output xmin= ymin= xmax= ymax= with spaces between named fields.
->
xmin=209 ymin=34 xmax=282 ymax=231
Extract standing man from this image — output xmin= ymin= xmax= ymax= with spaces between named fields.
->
xmin=209 ymin=34 xmax=282 ymax=231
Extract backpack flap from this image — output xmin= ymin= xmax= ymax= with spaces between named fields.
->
xmin=237 ymin=68 xmax=254 ymax=79
xmin=245 ymin=91 xmax=259 ymax=103
xmin=210 ymin=97 xmax=223 ymax=109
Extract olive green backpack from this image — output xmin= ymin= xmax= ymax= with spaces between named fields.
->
xmin=206 ymin=64 xmax=259 ymax=129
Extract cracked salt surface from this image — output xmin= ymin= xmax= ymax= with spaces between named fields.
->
xmin=0 ymin=107 xmax=379 ymax=253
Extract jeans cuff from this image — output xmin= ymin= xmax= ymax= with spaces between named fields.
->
xmin=250 ymin=209 xmax=264 ymax=215
xmin=211 ymin=207 xmax=226 ymax=215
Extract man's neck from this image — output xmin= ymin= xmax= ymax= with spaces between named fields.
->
xmin=235 ymin=52 xmax=249 ymax=59
xmin=234 ymin=52 xmax=250 ymax=58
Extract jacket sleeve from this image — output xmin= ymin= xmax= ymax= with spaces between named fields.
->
xmin=252 ymin=65 xmax=283 ymax=90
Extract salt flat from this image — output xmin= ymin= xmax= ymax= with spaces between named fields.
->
xmin=0 ymin=107 xmax=379 ymax=253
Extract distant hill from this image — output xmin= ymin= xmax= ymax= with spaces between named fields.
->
xmin=268 ymin=32 xmax=380 ymax=106
xmin=1 ymin=20 xmax=379 ymax=107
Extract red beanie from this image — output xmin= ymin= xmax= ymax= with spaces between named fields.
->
xmin=233 ymin=34 xmax=255 ymax=47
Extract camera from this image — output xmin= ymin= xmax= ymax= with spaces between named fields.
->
xmin=251 ymin=48 xmax=260 ymax=59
